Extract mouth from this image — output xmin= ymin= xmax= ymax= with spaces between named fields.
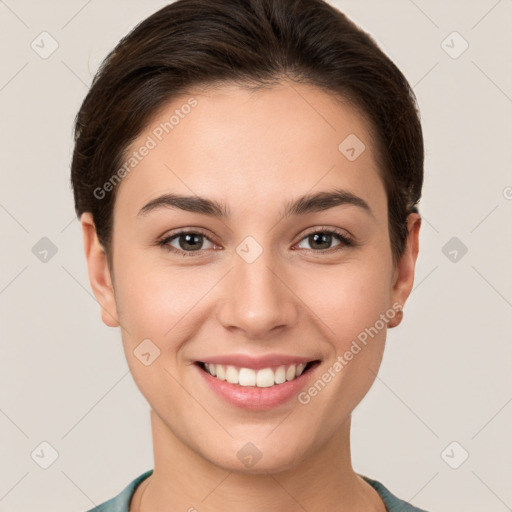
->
xmin=195 ymin=360 xmax=321 ymax=388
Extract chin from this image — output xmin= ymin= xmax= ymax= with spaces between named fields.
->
xmin=199 ymin=434 xmax=313 ymax=475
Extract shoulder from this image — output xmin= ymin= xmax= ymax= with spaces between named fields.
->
xmin=82 ymin=469 xmax=154 ymax=512
xmin=359 ymin=474 xmax=431 ymax=512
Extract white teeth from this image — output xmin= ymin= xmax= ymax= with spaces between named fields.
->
xmin=216 ymin=365 xmax=226 ymax=381
xmin=286 ymin=364 xmax=297 ymax=381
xmin=256 ymin=368 xmax=275 ymax=388
xmin=203 ymin=362 xmax=310 ymax=387
xmin=225 ymin=365 xmax=239 ymax=384
xmin=274 ymin=365 xmax=286 ymax=384
xmin=239 ymin=368 xmax=256 ymax=386
xmin=204 ymin=363 xmax=217 ymax=376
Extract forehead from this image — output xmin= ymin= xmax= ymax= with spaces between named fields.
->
xmin=114 ymin=81 xmax=385 ymax=219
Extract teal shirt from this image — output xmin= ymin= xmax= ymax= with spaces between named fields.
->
xmin=85 ymin=469 xmax=430 ymax=511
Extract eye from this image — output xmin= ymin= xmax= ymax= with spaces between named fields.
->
xmin=158 ymin=230 xmax=216 ymax=256
xmin=158 ymin=227 xmax=353 ymax=257
xmin=295 ymin=229 xmax=352 ymax=252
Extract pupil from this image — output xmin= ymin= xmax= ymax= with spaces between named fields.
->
xmin=311 ymin=233 xmax=331 ymax=250
xmin=177 ymin=233 xmax=334 ymax=252
xmin=180 ymin=233 xmax=202 ymax=251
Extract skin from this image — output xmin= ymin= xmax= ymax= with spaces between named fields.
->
xmin=81 ymin=80 xmax=420 ymax=512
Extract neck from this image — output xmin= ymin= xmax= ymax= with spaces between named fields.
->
xmin=133 ymin=409 xmax=383 ymax=512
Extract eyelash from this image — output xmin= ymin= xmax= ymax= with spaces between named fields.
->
xmin=157 ymin=227 xmax=354 ymax=257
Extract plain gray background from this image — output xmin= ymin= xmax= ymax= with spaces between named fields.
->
xmin=1 ymin=1 xmax=511 ymax=510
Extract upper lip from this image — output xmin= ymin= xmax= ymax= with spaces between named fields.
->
xmin=196 ymin=354 xmax=320 ymax=370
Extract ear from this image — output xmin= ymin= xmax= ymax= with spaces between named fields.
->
xmin=81 ymin=212 xmax=120 ymax=328
xmin=388 ymin=212 xmax=421 ymax=328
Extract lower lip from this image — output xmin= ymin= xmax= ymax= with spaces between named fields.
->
xmin=196 ymin=364 xmax=317 ymax=411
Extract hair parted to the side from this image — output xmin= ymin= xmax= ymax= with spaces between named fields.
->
xmin=71 ymin=0 xmax=423 ymax=267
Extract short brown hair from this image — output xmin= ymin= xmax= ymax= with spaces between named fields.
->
xmin=71 ymin=0 xmax=423 ymax=265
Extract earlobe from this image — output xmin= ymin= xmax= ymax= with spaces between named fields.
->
xmin=81 ymin=213 xmax=120 ymax=328
xmin=388 ymin=212 xmax=421 ymax=328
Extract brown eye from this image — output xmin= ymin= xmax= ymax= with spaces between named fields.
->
xmin=296 ymin=230 xmax=352 ymax=252
xmin=160 ymin=231 xmax=215 ymax=255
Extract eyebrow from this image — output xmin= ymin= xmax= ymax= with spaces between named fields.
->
xmin=137 ymin=188 xmax=373 ymax=219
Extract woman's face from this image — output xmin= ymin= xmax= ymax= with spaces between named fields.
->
xmin=83 ymin=81 xmax=419 ymax=474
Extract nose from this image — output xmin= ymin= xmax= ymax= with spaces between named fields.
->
xmin=216 ymin=246 xmax=299 ymax=339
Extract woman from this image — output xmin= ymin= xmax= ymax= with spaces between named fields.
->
xmin=71 ymin=0 xmax=429 ymax=510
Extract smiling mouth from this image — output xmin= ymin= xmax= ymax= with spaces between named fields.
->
xmin=196 ymin=360 xmax=321 ymax=388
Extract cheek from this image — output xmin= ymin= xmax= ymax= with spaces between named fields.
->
xmin=112 ymin=258 xmax=205 ymax=404
xmin=300 ymin=257 xmax=392 ymax=341
xmin=113 ymin=252 xmax=219 ymax=349
xmin=113 ymin=221 xmax=394 ymax=343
